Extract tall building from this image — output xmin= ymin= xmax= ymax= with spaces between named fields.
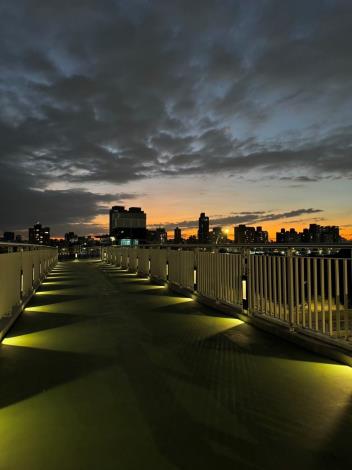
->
xmin=28 ymin=222 xmax=50 ymax=245
xmin=276 ymin=224 xmax=340 ymax=243
xmin=198 ymin=212 xmax=210 ymax=243
xmin=235 ymin=225 xmax=268 ymax=244
xmin=109 ymin=206 xmax=146 ymax=242
xmin=308 ymin=224 xmax=320 ymax=242
xmin=321 ymin=226 xmax=340 ymax=243
xmin=254 ymin=226 xmax=268 ymax=243
xmin=174 ymin=227 xmax=182 ymax=243
xmin=276 ymin=228 xmax=300 ymax=243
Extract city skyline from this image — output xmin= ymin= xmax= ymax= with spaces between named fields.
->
xmin=0 ymin=1 xmax=351 ymax=240
xmin=0 ymin=207 xmax=346 ymax=244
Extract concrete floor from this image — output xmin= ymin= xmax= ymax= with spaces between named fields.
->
xmin=0 ymin=260 xmax=351 ymax=470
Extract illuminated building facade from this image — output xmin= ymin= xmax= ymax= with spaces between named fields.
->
xmin=28 ymin=222 xmax=50 ymax=245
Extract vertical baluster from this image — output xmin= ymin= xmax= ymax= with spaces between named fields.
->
xmin=238 ymin=254 xmax=242 ymax=304
xmin=272 ymin=257 xmax=277 ymax=317
xmin=321 ymin=258 xmax=326 ymax=334
xmin=335 ymin=259 xmax=340 ymax=337
xmin=278 ymin=256 xmax=282 ymax=319
xmin=249 ymin=255 xmax=254 ymax=312
xmin=221 ymin=254 xmax=225 ymax=301
xmin=254 ymin=255 xmax=259 ymax=311
xmin=282 ymin=256 xmax=287 ymax=321
xmin=307 ymin=258 xmax=312 ymax=329
xmin=259 ymin=256 xmax=264 ymax=313
xmin=268 ymin=256 xmax=272 ymax=316
xmin=343 ymin=259 xmax=349 ymax=338
xmin=313 ymin=258 xmax=319 ymax=330
xmin=229 ymin=255 xmax=232 ymax=304
xmin=301 ymin=258 xmax=305 ymax=327
xmin=295 ymin=257 xmax=299 ymax=325
xmin=229 ymin=254 xmax=232 ymax=302
xmin=264 ymin=256 xmax=268 ymax=315
xmin=327 ymin=259 xmax=333 ymax=336
xmin=288 ymin=254 xmax=294 ymax=328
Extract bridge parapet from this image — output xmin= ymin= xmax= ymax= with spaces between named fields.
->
xmin=0 ymin=243 xmax=58 ymax=341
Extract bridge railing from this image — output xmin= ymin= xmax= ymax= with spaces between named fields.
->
xmin=0 ymin=243 xmax=58 ymax=339
xmin=249 ymin=254 xmax=351 ymax=339
xmin=101 ymin=244 xmax=352 ymax=349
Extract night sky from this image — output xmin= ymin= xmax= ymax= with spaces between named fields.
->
xmin=1 ymin=0 xmax=351 ymax=239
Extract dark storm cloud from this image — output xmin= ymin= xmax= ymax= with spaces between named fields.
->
xmin=161 ymin=125 xmax=352 ymax=178
xmin=150 ymin=208 xmax=323 ymax=231
xmin=0 ymin=157 xmax=137 ymax=231
xmin=0 ymin=0 xmax=351 ymax=232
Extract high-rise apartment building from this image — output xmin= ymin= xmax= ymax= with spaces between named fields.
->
xmin=174 ymin=227 xmax=182 ymax=243
xmin=28 ymin=222 xmax=50 ymax=245
xmin=198 ymin=212 xmax=210 ymax=243
xmin=276 ymin=224 xmax=340 ymax=243
xmin=234 ymin=225 xmax=268 ymax=244
xmin=109 ymin=206 xmax=146 ymax=242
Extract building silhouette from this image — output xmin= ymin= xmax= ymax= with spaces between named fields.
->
xmin=109 ymin=206 xmax=146 ymax=242
xmin=234 ymin=225 xmax=268 ymax=244
xmin=174 ymin=227 xmax=182 ymax=243
xmin=28 ymin=222 xmax=50 ymax=245
xmin=276 ymin=224 xmax=340 ymax=243
xmin=147 ymin=228 xmax=167 ymax=244
xmin=198 ymin=212 xmax=210 ymax=243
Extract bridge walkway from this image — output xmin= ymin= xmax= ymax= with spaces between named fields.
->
xmin=0 ymin=260 xmax=351 ymax=470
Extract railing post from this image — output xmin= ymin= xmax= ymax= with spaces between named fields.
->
xmin=242 ymin=248 xmax=250 ymax=313
xmin=287 ymin=249 xmax=295 ymax=331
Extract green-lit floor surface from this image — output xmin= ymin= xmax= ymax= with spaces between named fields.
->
xmin=1 ymin=261 xmax=351 ymax=470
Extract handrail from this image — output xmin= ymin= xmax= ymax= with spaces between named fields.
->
xmin=0 ymin=242 xmax=56 ymax=249
xmin=116 ymin=242 xmax=352 ymax=250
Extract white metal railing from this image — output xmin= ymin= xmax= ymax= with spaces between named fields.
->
xmin=168 ymin=249 xmax=195 ymax=291
xmin=197 ymin=251 xmax=242 ymax=308
xmin=150 ymin=249 xmax=168 ymax=281
xmin=249 ymin=255 xmax=351 ymax=339
xmin=101 ymin=245 xmax=352 ymax=348
xmin=0 ymin=243 xmax=58 ymax=336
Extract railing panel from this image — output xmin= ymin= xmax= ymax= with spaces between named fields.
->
xmin=137 ymin=249 xmax=150 ymax=276
xmin=150 ymin=249 xmax=167 ymax=281
xmin=128 ymin=248 xmax=138 ymax=272
xmin=0 ymin=246 xmax=57 ymax=323
xmin=248 ymin=254 xmax=351 ymax=343
xmin=121 ymin=249 xmax=129 ymax=269
xmin=167 ymin=250 xmax=194 ymax=291
xmin=0 ymin=253 xmax=22 ymax=318
xmin=197 ymin=252 xmax=242 ymax=307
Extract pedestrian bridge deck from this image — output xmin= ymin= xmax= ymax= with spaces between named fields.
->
xmin=0 ymin=260 xmax=351 ymax=470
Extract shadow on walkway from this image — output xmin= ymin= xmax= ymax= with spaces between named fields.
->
xmin=6 ymin=311 xmax=90 ymax=338
xmin=0 ymin=344 xmax=112 ymax=409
